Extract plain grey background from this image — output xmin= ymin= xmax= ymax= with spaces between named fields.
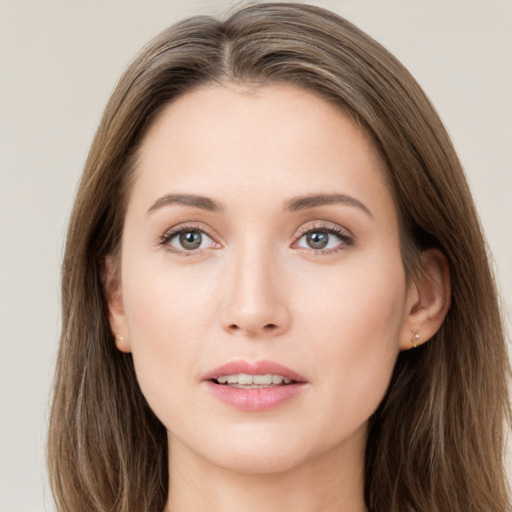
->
xmin=1 ymin=1 xmax=511 ymax=511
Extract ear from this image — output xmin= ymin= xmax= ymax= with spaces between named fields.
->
xmin=103 ymin=255 xmax=132 ymax=353
xmin=399 ymin=249 xmax=451 ymax=350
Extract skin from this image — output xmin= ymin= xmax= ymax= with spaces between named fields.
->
xmin=107 ymin=84 xmax=449 ymax=512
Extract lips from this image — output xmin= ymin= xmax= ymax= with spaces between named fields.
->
xmin=203 ymin=360 xmax=308 ymax=411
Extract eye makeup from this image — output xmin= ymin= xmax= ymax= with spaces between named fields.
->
xmin=293 ymin=221 xmax=355 ymax=256
xmin=156 ymin=219 xmax=354 ymax=257
xmin=158 ymin=223 xmax=220 ymax=256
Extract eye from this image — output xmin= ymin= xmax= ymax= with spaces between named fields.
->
xmin=161 ymin=225 xmax=218 ymax=254
xmin=294 ymin=224 xmax=353 ymax=253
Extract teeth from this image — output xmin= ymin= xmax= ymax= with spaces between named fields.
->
xmin=239 ymin=373 xmax=253 ymax=385
xmin=216 ymin=373 xmax=294 ymax=386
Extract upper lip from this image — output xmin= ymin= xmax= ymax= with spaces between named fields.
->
xmin=203 ymin=359 xmax=308 ymax=383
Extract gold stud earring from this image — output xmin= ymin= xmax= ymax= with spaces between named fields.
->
xmin=411 ymin=330 xmax=420 ymax=348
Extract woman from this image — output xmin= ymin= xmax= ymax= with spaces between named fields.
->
xmin=47 ymin=3 xmax=511 ymax=511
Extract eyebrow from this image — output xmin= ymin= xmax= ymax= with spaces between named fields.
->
xmin=147 ymin=194 xmax=224 ymax=213
xmin=147 ymin=192 xmax=372 ymax=218
xmin=285 ymin=193 xmax=373 ymax=218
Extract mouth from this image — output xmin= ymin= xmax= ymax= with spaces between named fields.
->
xmin=213 ymin=372 xmax=295 ymax=388
xmin=203 ymin=360 xmax=308 ymax=411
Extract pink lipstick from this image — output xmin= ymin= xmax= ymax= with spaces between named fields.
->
xmin=203 ymin=360 xmax=308 ymax=411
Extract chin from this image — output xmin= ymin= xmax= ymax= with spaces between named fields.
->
xmin=208 ymin=444 xmax=312 ymax=475
xmin=170 ymin=425 xmax=319 ymax=476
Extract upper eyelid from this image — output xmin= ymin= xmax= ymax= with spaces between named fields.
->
xmin=162 ymin=223 xmax=216 ymax=239
xmin=160 ymin=223 xmax=220 ymax=250
xmin=294 ymin=221 xmax=353 ymax=237
xmin=162 ymin=221 xmax=348 ymax=236
xmin=158 ymin=225 xmax=219 ymax=257
xmin=293 ymin=222 xmax=355 ymax=252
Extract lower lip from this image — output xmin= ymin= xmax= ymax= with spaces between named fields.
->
xmin=204 ymin=381 xmax=307 ymax=411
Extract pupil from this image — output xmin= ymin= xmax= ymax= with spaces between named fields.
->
xmin=307 ymin=231 xmax=328 ymax=249
xmin=180 ymin=231 xmax=202 ymax=250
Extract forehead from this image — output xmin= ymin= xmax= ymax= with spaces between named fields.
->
xmin=130 ymin=83 xmax=394 ymax=218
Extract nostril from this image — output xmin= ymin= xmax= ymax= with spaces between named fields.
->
xmin=225 ymin=322 xmax=282 ymax=335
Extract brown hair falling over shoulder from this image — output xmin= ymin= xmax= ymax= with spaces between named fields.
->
xmin=48 ymin=3 xmax=511 ymax=511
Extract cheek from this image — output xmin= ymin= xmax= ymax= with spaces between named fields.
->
xmin=120 ymin=261 xmax=218 ymax=406
xmin=123 ymin=252 xmax=219 ymax=336
xmin=294 ymin=254 xmax=406 ymax=422
xmin=304 ymin=245 xmax=407 ymax=337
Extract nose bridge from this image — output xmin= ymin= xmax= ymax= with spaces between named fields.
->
xmin=221 ymin=236 xmax=290 ymax=337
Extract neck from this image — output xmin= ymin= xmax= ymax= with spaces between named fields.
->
xmin=164 ymin=429 xmax=367 ymax=512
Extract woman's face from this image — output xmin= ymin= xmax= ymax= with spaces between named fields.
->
xmin=109 ymin=84 xmax=417 ymax=474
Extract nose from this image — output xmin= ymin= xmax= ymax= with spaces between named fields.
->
xmin=220 ymin=243 xmax=291 ymax=338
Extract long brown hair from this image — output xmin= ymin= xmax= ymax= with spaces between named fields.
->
xmin=48 ymin=3 xmax=511 ymax=511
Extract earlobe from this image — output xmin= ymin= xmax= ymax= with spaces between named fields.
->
xmin=115 ymin=335 xmax=131 ymax=353
xmin=400 ymin=249 xmax=451 ymax=351
xmin=103 ymin=255 xmax=132 ymax=353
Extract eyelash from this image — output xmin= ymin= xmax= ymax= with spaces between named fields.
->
xmin=294 ymin=222 xmax=354 ymax=255
xmin=159 ymin=222 xmax=354 ymax=256
xmin=159 ymin=223 xmax=218 ymax=257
